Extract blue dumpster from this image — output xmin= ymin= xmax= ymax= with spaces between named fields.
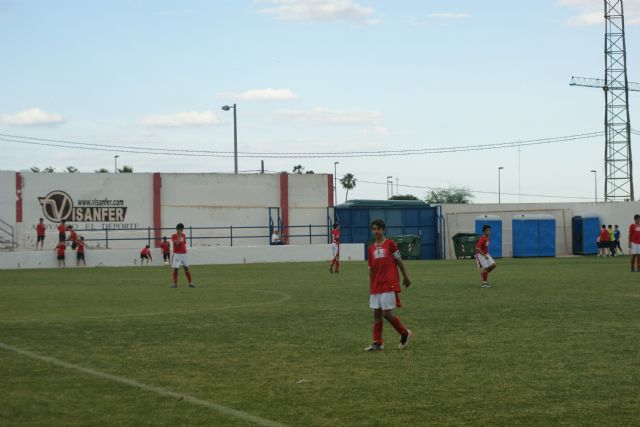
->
xmin=572 ymin=214 xmax=600 ymax=255
xmin=475 ymin=215 xmax=503 ymax=258
xmin=513 ymin=214 xmax=556 ymax=257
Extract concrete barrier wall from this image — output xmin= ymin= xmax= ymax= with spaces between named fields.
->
xmin=0 ymin=172 xmax=334 ymax=250
xmin=441 ymin=201 xmax=640 ymax=259
xmin=0 ymin=243 xmax=364 ymax=269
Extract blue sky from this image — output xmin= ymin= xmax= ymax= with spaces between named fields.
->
xmin=2 ymin=0 xmax=640 ymax=202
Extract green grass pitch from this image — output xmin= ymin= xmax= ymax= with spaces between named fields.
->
xmin=1 ymin=257 xmax=639 ymax=426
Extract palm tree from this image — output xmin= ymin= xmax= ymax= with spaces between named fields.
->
xmin=340 ymin=173 xmax=357 ymax=202
xmin=118 ymin=165 xmax=134 ymax=173
xmin=292 ymin=165 xmax=305 ymax=174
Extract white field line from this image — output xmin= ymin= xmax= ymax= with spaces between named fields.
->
xmin=0 ymin=341 xmax=286 ymax=427
xmin=0 ymin=290 xmax=291 ymax=324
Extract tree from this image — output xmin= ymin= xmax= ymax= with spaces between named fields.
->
xmin=95 ymin=168 xmax=109 ymax=173
xmin=340 ymin=173 xmax=357 ymax=201
xmin=305 ymin=170 xmax=315 ymax=174
xmin=118 ymin=166 xmax=133 ymax=173
xmin=389 ymin=194 xmax=418 ymax=200
xmin=43 ymin=166 xmax=55 ymax=173
xmin=292 ymin=165 xmax=305 ymax=174
xmin=30 ymin=167 xmax=40 ymax=173
xmin=425 ymin=186 xmax=473 ymax=204
xmin=65 ymin=166 xmax=78 ymax=173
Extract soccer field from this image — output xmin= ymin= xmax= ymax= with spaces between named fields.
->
xmin=1 ymin=257 xmax=638 ymax=426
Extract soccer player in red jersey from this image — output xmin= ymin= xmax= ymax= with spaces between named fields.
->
xmin=36 ymin=218 xmax=46 ymax=250
xmin=364 ymin=219 xmax=412 ymax=352
xmin=171 ymin=223 xmax=195 ymax=288
xmin=76 ymin=236 xmax=86 ymax=267
xmin=55 ymin=240 xmax=66 ymax=267
xmin=628 ymin=215 xmax=640 ymax=272
xmin=598 ymin=224 xmax=610 ymax=257
xmin=68 ymin=225 xmax=78 ymax=250
xmin=329 ymin=223 xmax=341 ymax=273
xmin=475 ymin=224 xmax=497 ymax=288
xmin=140 ymin=245 xmax=152 ymax=265
xmin=161 ymin=237 xmax=171 ymax=265
xmin=57 ymin=220 xmax=66 ymax=242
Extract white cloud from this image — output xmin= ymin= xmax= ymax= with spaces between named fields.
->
xmin=556 ymin=0 xmax=640 ymax=26
xmin=275 ymin=107 xmax=381 ymax=125
xmin=0 ymin=108 xmax=65 ymax=126
xmin=257 ymin=0 xmax=377 ymax=24
xmin=217 ymin=88 xmax=299 ymax=101
xmin=429 ymin=13 xmax=471 ymax=20
xmin=141 ymin=111 xmax=223 ymax=127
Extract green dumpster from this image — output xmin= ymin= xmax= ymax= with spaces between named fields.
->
xmin=452 ymin=233 xmax=481 ymax=259
xmin=366 ymin=235 xmax=421 ymax=260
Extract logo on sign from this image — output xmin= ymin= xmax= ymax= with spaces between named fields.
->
xmin=38 ymin=191 xmax=128 ymax=222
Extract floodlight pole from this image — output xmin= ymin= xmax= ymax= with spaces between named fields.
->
xmin=498 ymin=166 xmax=504 ymax=204
xmin=591 ymin=169 xmax=598 ymax=203
xmin=221 ymin=104 xmax=238 ymax=174
xmin=114 ymin=155 xmax=119 ymax=173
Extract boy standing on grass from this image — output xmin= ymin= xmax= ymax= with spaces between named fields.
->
xmin=161 ymin=237 xmax=171 ymax=265
xmin=614 ymin=225 xmax=624 ymax=255
xmin=329 ymin=223 xmax=341 ymax=274
xmin=475 ymin=224 xmax=497 ymax=288
xmin=76 ymin=236 xmax=86 ymax=267
xmin=140 ymin=245 xmax=152 ymax=265
xmin=55 ymin=240 xmax=66 ymax=267
xmin=365 ymin=219 xmax=412 ymax=352
xmin=171 ymin=223 xmax=195 ymax=288
xmin=628 ymin=215 xmax=640 ymax=272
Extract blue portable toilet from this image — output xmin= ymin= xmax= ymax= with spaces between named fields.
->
xmin=512 ymin=214 xmax=557 ymax=257
xmin=538 ymin=214 xmax=556 ymax=257
xmin=513 ymin=215 xmax=539 ymax=257
xmin=572 ymin=214 xmax=600 ymax=255
xmin=475 ymin=215 xmax=503 ymax=258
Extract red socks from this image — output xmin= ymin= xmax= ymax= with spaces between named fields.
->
xmin=373 ymin=321 xmax=383 ymax=344
xmin=481 ymin=271 xmax=488 ymax=282
xmin=335 ymin=259 xmax=340 ymax=271
xmin=390 ymin=316 xmax=408 ymax=336
xmin=185 ymin=271 xmax=192 ymax=284
xmin=172 ymin=270 xmax=178 ymax=284
xmin=374 ymin=317 xmax=408 ymax=344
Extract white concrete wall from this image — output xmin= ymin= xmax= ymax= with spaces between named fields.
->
xmin=1 ymin=172 xmax=333 ymax=250
xmin=0 ymin=243 xmax=364 ymax=269
xmin=441 ymin=201 xmax=640 ymax=259
xmin=18 ymin=172 xmax=153 ymax=250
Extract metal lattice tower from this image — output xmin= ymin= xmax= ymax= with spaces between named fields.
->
xmin=604 ymin=0 xmax=634 ymax=201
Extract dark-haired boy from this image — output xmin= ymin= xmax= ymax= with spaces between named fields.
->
xmin=171 ymin=223 xmax=195 ymax=288
xmin=76 ymin=236 xmax=86 ymax=267
xmin=364 ymin=219 xmax=412 ymax=352
xmin=140 ymin=245 xmax=152 ymax=265
xmin=329 ymin=223 xmax=341 ymax=273
xmin=628 ymin=215 xmax=640 ymax=272
xmin=161 ymin=237 xmax=171 ymax=265
xmin=475 ymin=224 xmax=497 ymax=288
xmin=36 ymin=218 xmax=46 ymax=250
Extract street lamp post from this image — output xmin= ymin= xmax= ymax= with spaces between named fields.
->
xmin=386 ymin=176 xmax=393 ymax=199
xmin=591 ymin=170 xmax=597 ymax=203
xmin=221 ymin=104 xmax=238 ymax=174
xmin=498 ymin=166 xmax=504 ymax=204
xmin=114 ymin=155 xmax=120 ymax=173
xmin=333 ymin=162 xmax=339 ymax=206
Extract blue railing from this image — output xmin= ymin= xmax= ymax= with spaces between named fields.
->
xmin=71 ymin=224 xmax=331 ymax=249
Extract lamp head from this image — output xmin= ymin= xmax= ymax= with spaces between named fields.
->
xmin=221 ymin=105 xmax=231 ymax=111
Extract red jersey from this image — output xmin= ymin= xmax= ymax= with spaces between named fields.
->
xmin=140 ymin=247 xmax=151 ymax=256
xmin=161 ymin=241 xmax=171 ymax=254
xmin=331 ymin=229 xmax=340 ymax=244
xmin=57 ymin=224 xmax=66 ymax=234
xmin=77 ymin=241 xmax=85 ymax=254
xmin=629 ymin=223 xmax=640 ymax=244
xmin=476 ymin=236 xmax=490 ymax=255
xmin=36 ymin=223 xmax=46 ymax=236
xmin=69 ymin=230 xmax=78 ymax=242
xmin=368 ymin=239 xmax=401 ymax=295
xmin=600 ymin=229 xmax=609 ymax=242
xmin=172 ymin=233 xmax=187 ymax=254
xmin=56 ymin=242 xmax=66 ymax=256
